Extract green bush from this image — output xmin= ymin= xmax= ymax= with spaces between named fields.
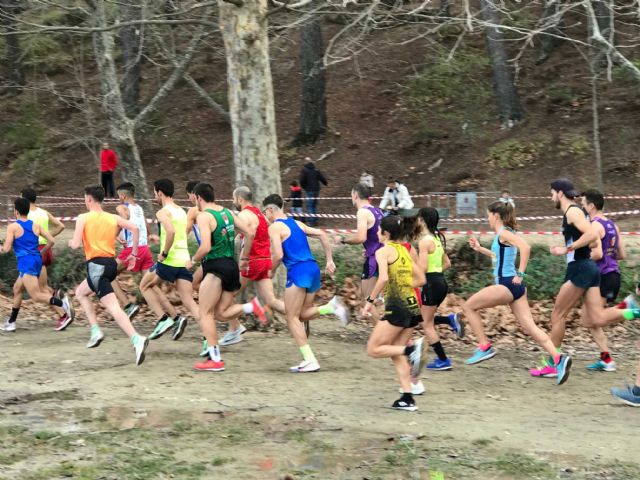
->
xmin=0 ymin=253 xmax=18 ymax=294
xmin=47 ymin=247 xmax=87 ymax=291
xmin=22 ymin=35 xmax=72 ymax=73
xmin=487 ymin=137 xmax=551 ymax=169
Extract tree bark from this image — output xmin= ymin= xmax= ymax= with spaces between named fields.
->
xmin=218 ymin=0 xmax=281 ymax=201
xmin=118 ymin=0 xmax=142 ymax=117
xmin=535 ymin=0 xmax=565 ymax=65
xmin=0 ymin=0 xmax=25 ymax=95
xmin=291 ymin=15 xmax=326 ymax=148
xmin=590 ymin=0 xmax=613 ymax=70
xmin=479 ymin=0 xmax=523 ymax=127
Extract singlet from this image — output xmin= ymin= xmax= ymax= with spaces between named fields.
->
xmin=204 ymin=207 xmax=235 ymax=260
xmin=27 ymin=207 xmax=49 ymax=246
xmin=562 ymin=205 xmax=591 ymax=263
xmin=491 ymin=227 xmax=517 ymax=279
xmin=122 ymin=203 xmax=148 ymax=247
xmin=14 ymin=219 xmax=40 ymax=258
xmin=82 ymin=211 xmax=118 ymax=260
xmin=385 ymin=242 xmax=419 ymax=310
xmin=276 ymin=218 xmax=315 ymax=268
xmin=159 ymin=203 xmax=190 ymax=267
xmin=362 ymin=204 xmax=384 ymax=258
xmin=244 ymin=205 xmax=271 ymax=259
xmin=422 ymin=233 xmax=444 ymax=273
xmin=593 ymin=216 xmax=619 ymax=275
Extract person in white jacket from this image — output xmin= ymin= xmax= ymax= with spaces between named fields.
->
xmin=379 ymin=179 xmax=414 ymax=211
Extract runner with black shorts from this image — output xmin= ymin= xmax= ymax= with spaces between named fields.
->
xmin=362 ymin=215 xmax=428 ymax=411
xmin=185 ymin=180 xmax=205 ymax=291
xmin=69 ymin=186 xmax=148 ymax=365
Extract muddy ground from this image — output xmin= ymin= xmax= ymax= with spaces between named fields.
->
xmin=1 ymin=317 xmax=639 ymax=480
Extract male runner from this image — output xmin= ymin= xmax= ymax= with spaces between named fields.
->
xmin=69 ymin=186 xmax=148 ymax=365
xmin=3 ymin=187 xmax=68 ymax=331
xmin=141 ymin=179 xmax=195 ymax=341
xmin=185 ymin=180 xmax=205 ymax=290
xmin=2 ymin=197 xmax=73 ymax=331
xmin=263 ymin=194 xmax=347 ymax=373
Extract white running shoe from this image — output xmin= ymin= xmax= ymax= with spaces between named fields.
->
xmin=134 ymin=336 xmax=149 ymax=366
xmin=1 ymin=320 xmax=16 ymax=332
xmin=289 ymin=360 xmax=320 ymax=373
xmin=62 ymin=295 xmax=75 ymax=323
xmin=409 ymin=337 xmax=429 ymax=378
xmin=219 ymin=325 xmax=247 ymax=346
xmin=86 ymin=330 xmax=105 ymax=348
xmin=398 ymin=381 xmax=426 ymax=396
xmin=329 ymin=296 xmax=351 ymax=327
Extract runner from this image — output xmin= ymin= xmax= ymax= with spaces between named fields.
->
xmin=140 ymin=179 xmax=195 ymax=342
xmin=581 ymin=189 xmax=625 ymax=372
xmin=185 ymin=180 xmax=204 ymax=290
xmin=530 ymin=178 xmax=640 ymax=378
xmin=611 ymin=285 xmax=640 ymax=406
xmin=262 ymin=194 xmax=349 ymax=373
xmin=462 ymin=200 xmax=573 ymax=385
xmin=416 ymin=207 xmax=463 ymax=372
xmin=68 ymin=186 xmax=148 ymax=365
xmin=4 ymin=187 xmax=68 ymax=332
xmin=1 ymin=197 xmax=73 ymax=331
xmin=362 ymin=215 xmax=429 ymax=411
xmin=187 ymin=183 xmax=270 ymax=371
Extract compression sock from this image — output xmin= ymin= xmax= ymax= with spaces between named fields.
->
xmin=431 ymin=341 xmax=447 ymax=361
xmin=130 ymin=334 xmax=141 ymax=346
xmin=8 ymin=308 xmax=19 ymax=323
xmin=479 ymin=343 xmax=492 ymax=352
xmin=601 ymin=351 xmax=613 ymax=363
xmin=434 ymin=315 xmax=450 ymax=325
xmin=317 ymin=303 xmax=335 ymax=316
xmin=49 ymin=297 xmax=63 ymax=307
xmin=242 ymin=302 xmax=254 ymax=314
xmin=404 ymin=345 xmax=416 ymax=356
xmin=208 ymin=345 xmax=222 ymax=362
xmin=299 ymin=344 xmax=316 ymax=362
xmin=91 ymin=324 xmax=102 ymax=337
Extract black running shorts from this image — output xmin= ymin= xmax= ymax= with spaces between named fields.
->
xmin=202 ymin=257 xmax=241 ymax=292
xmin=383 ymin=298 xmax=421 ymax=329
xmin=86 ymin=257 xmax=118 ymax=299
xmin=421 ymin=273 xmax=449 ymax=307
xmin=600 ymin=271 xmax=621 ymax=304
xmin=565 ymin=259 xmax=600 ymax=290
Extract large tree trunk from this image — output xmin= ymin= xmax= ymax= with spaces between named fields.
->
xmin=535 ymin=0 xmax=565 ymax=65
xmin=291 ymin=15 xmax=326 ymax=148
xmin=218 ymin=0 xmax=281 ymax=202
xmin=118 ymin=0 xmax=142 ymax=117
xmin=480 ymin=0 xmax=523 ymax=127
xmin=0 ymin=0 xmax=25 ymax=95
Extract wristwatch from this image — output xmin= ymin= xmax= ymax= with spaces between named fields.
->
xmin=366 ymin=296 xmax=375 ymax=304
xmin=516 ymin=271 xmax=526 ymax=278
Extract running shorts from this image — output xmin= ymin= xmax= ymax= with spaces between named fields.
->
xmin=38 ymin=244 xmax=53 ymax=267
xmin=86 ymin=257 xmax=118 ymax=299
xmin=565 ymin=259 xmax=600 ymax=290
xmin=361 ymin=255 xmax=378 ymax=280
xmin=496 ymin=276 xmax=526 ymax=301
xmin=203 ymin=257 xmax=241 ymax=292
xmin=286 ymin=260 xmax=321 ymax=293
xmin=383 ymin=299 xmax=421 ymax=329
xmin=241 ymin=258 xmax=272 ymax=282
xmin=151 ymin=262 xmax=193 ymax=283
xmin=421 ymin=272 xmax=449 ymax=307
xmin=600 ymin=271 xmax=621 ymax=304
xmin=118 ymin=245 xmax=154 ymax=272
xmin=17 ymin=253 xmax=42 ymax=278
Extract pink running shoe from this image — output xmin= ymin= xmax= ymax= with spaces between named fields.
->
xmin=529 ymin=365 xmax=557 ymax=378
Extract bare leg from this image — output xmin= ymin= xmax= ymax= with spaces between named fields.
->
xmin=112 ymin=280 xmax=129 ymax=306
xmin=510 ymin=295 xmax=558 ymax=358
xmin=284 ymin=285 xmax=310 ymax=347
xmin=140 ymin=272 xmax=166 ymax=318
xmin=75 ymin=280 xmax=100 ymax=328
xmin=192 ymin=265 xmax=204 ymax=291
xmin=550 ymin=281 xmax=585 ymax=347
xmin=99 ymin=293 xmax=136 ymax=338
xmin=12 ymin=278 xmax=23 ymax=309
xmin=366 ymin=320 xmax=411 ymax=392
xmin=157 ymin=286 xmax=178 ymax=318
xmin=362 ymin=277 xmax=379 ymax=324
xmin=22 ymin=275 xmax=57 ymax=306
xmin=420 ymin=304 xmax=440 ymax=344
xmin=176 ymin=279 xmax=200 ymax=321
xmin=256 ymin=278 xmax=286 ymax=314
xmin=198 ymin=274 xmax=222 ymax=346
xmin=461 ymin=285 xmax=514 ymax=345
xmin=582 ymin=287 xmax=627 ymax=328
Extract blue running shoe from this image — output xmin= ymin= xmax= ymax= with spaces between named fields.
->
xmin=448 ymin=313 xmax=464 ymax=338
xmin=611 ymin=385 xmax=640 ymax=407
xmin=586 ymin=359 xmax=616 ymax=372
xmin=465 ymin=347 xmax=497 ymax=365
xmin=555 ymin=354 xmax=572 ymax=385
xmin=426 ymin=358 xmax=452 ymax=371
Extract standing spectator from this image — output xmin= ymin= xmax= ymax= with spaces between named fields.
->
xmin=299 ymin=159 xmax=327 ymax=226
xmin=100 ymin=142 xmax=119 ymax=198
xmin=380 ymin=178 xmax=414 ymax=213
xmin=359 ymin=171 xmax=374 ymax=189
xmin=288 ymin=180 xmax=304 ymax=218
xmin=499 ymin=189 xmax=516 ymax=208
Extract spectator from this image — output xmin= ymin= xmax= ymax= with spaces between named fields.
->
xmin=288 ymin=180 xmax=304 ymax=218
xmin=298 ymin=159 xmax=327 ymax=226
xmin=359 ymin=171 xmax=374 ymax=189
xmin=499 ymin=189 xmax=516 ymax=208
xmin=100 ymin=142 xmax=119 ymax=198
xmin=379 ymin=178 xmax=414 ymax=212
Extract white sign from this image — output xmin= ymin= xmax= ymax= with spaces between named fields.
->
xmin=456 ymin=192 xmax=478 ymax=216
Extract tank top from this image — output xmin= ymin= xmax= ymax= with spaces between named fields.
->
xmin=243 ymin=205 xmax=271 ymax=259
xmin=491 ymin=227 xmax=518 ymax=279
xmin=204 ymin=208 xmax=235 ymax=260
xmin=82 ymin=211 xmax=118 ymax=260
xmin=14 ymin=219 xmax=40 ymax=258
xmin=362 ymin=204 xmax=384 ymax=258
xmin=562 ymin=205 xmax=591 ymax=263
xmin=385 ymin=242 xmax=419 ymax=310
xmin=422 ymin=233 xmax=444 ymax=273
xmin=123 ymin=203 xmax=148 ymax=247
xmin=159 ymin=203 xmax=190 ymax=267
xmin=276 ymin=218 xmax=315 ymax=268
xmin=27 ymin=207 xmax=49 ymax=246
xmin=593 ymin=216 xmax=619 ymax=275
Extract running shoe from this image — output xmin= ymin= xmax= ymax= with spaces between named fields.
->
xmin=448 ymin=313 xmax=464 ymax=338
xmin=86 ymin=330 xmax=105 ymax=348
xmin=219 ymin=325 xmax=247 ymax=346
xmin=148 ymin=316 xmax=174 ymax=340
xmin=529 ymin=365 xmax=557 ymax=378
xmin=251 ymin=297 xmax=270 ymax=325
xmin=586 ymin=359 xmax=617 ymax=372
xmin=610 ymin=385 xmax=640 ymax=407
xmin=391 ymin=396 xmax=417 ymax=412
xmin=409 ymin=337 xmax=430 ymax=377
xmin=199 ymin=338 xmax=209 ymax=357
xmin=398 ymin=381 xmax=426 ymax=396
xmin=1 ymin=320 xmax=16 ymax=332
xmin=125 ymin=303 xmax=140 ymax=320
xmin=171 ymin=315 xmax=188 ymax=341
xmin=134 ymin=336 xmax=149 ymax=365
xmin=60 ymin=295 xmax=75 ymax=326
xmin=194 ymin=359 xmax=225 ymax=372
xmin=289 ymin=360 xmax=320 ymax=373
xmin=464 ymin=347 xmax=497 ymax=365
xmin=54 ymin=313 xmax=73 ymax=332
xmin=329 ymin=295 xmax=351 ymax=327
xmin=426 ymin=358 xmax=452 ymax=371
xmin=622 ymin=294 xmax=639 ymax=310
xmin=555 ymin=354 xmax=572 ymax=385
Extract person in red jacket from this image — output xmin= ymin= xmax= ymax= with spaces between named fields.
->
xmin=100 ymin=142 xmax=119 ymax=198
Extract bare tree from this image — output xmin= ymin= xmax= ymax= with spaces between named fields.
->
xmin=119 ymin=0 xmax=142 ymax=117
xmin=0 ymin=0 xmax=25 ymax=95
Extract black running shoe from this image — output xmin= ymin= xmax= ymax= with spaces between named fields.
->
xmin=392 ymin=396 xmax=417 ymax=412
xmin=171 ymin=315 xmax=188 ymax=341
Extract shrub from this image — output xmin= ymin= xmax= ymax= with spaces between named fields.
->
xmin=487 ymin=137 xmax=551 ymax=169
xmin=47 ymin=247 xmax=87 ymax=291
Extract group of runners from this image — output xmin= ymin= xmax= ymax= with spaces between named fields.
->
xmin=1 ymin=178 xmax=639 ymax=411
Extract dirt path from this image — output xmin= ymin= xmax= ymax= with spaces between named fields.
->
xmin=1 ymin=319 xmax=639 ymax=480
